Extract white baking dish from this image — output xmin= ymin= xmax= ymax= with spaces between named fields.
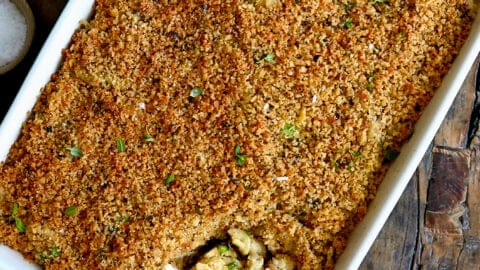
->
xmin=0 ymin=1 xmax=479 ymax=269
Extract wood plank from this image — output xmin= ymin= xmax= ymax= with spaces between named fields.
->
xmin=425 ymin=148 xmax=468 ymax=221
xmin=456 ymin=147 xmax=480 ymax=269
xmin=419 ymin=146 xmax=480 ymax=269
xmin=419 ymin=147 xmax=471 ymax=269
xmin=433 ymin=56 xmax=478 ymax=148
xmin=412 ymin=146 xmax=433 ymax=269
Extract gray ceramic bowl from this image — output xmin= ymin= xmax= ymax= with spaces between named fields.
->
xmin=0 ymin=0 xmax=35 ymax=75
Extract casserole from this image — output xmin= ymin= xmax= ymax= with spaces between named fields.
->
xmin=1 ymin=1 xmax=480 ymax=269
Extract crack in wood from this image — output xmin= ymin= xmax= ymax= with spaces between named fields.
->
xmin=467 ymin=57 xmax=480 ymax=147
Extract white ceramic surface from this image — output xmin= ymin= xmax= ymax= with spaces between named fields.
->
xmin=0 ymin=1 xmax=479 ymax=269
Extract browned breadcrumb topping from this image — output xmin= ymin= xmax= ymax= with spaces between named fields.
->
xmin=0 ymin=0 xmax=475 ymax=269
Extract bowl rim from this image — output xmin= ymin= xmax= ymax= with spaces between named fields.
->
xmin=0 ymin=0 xmax=35 ymax=75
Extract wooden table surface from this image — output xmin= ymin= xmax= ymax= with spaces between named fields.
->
xmin=1 ymin=1 xmax=479 ymax=269
xmin=360 ymin=57 xmax=480 ymax=269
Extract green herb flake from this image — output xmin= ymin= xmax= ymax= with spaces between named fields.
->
xmin=143 ymin=134 xmax=155 ymax=142
xmin=236 ymin=155 xmax=247 ymax=166
xmin=39 ymin=246 xmax=61 ymax=263
xmin=227 ymin=261 xmax=239 ymax=270
xmin=345 ymin=3 xmax=353 ymax=12
xmin=195 ymin=207 xmax=203 ymax=215
xmin=344 ymin=18 xmax=353 ymax=29
xmin=282 ymin=123 xmax=297 ymax=138
xmin=11 ymin=202 xmax=19 ymax=217
xmin=234 ymin=144 xmax=247 ymax=166
xmin=11 ymin=202 xmax=26 ymax=233
xmin=347 ymin=162 xmax=355 ymax=172
xmin=234 ymin=144 xmax=241 ymax=156
xmin=331 ymin=160 xmax=340 ymax=169
xmin=118 ymin=215 xmax=130 ymax=223
xmin=264 ymin=53 xmax=275 ymax=64
xmin=164 ymin=174 xmax=176 ymax=186
xmin=15 ymin=217 xmax=26 ymax=233
xmin=367 ymin=72 xmax=375 ymax=91
xmin=190 ymin=87 xmax=204 ymax=98
xmin=116 ymin=138 xmax=126 ymax=152
xmin=66 ymin=146 xmax=83 ymax=158
xmin=217 ymin=245 xmax=230 ymax=255
xmin=374 ymin=0 xmax=389 ymax=3
xmin=351 ymin=151 xmax=363 ymax=158
xmin=65 ymin=205 xmax=78 ymax=216
xmin=385 ymin=149 xmax=400 ymax=162
xmin=50 ymin=246 xmax=61 ymax=258
xmin=255 ymin=53 xmax=276 ymax=64
xmin=39 ymin=252 xmax=49 ymax=264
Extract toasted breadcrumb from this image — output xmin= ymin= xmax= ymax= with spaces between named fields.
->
xmin=0 ymin=0 xmax=475 ymax=269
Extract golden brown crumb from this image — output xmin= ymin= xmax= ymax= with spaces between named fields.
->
xmin=0 ymin=0 xmax=475 ymax=269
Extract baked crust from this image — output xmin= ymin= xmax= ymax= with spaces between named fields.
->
xmin=0 ymin=0 xmax=475 ymax=269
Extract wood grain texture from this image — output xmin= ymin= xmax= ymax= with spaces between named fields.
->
xmin=456 ymin=147 xmax=480 ymax=269
xmin=434 ymin=66 xmax=477 ymax=148
xmin=421 ymin=148 xmax=470 ymax=269
xmin=360 ymin=55 xmax=480 ymax=269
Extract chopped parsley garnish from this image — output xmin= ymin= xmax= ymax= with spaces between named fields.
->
xmin=66 ymin=146 xmax=83 ymax=158
xmin=367 ymin=72 xmax=375 ymax=91
xmin=49 ymin=246 xmax=61 ymax=258
xmin=217 ymin=245 xmax=230 ymax=255
xmin=11 ymin=202 xmax=25 ymax=233
xmin=374 ymin=0 xmax=389 ymax=3
xmin=347 ymin=162 xmax=355 ymax=172
xmin=143 ymin=134 xmax=155 ymax=142
xmin=344 ymin=18 xmax=353 ymax=29
xmin=116 ymin=138 xmax=126 ymax=152
xmin=65 ymin=205 xmax=78 ymax=216
xmin=234 ymin=145 xmax=241 ymax=156
xmin=118 ymin=215 xmax=130 ymax=223
xmin=282 ymin=123 xmax=297 ymax=138
xmin=15 ymin=217 xmax=26 ymax=233
xmin=11 ymin=202 xmax=19 ymax=216
xmin=164 ymin=174 xmax=176 ymax=186
xmin=234 ymin=144 xmax=247 ymax=166
xmin=227 ymin=261 xmax=239 ymax=270
xmin=190 ymin=87 xmax=204 ymax=98
xmin=331 ymin=160 xmax=340 ymax=169
xmin=264 ymin=53 xmax=275 ymax=64
xmin=351 ymin=151 xmax=363 ymax=158
xmin=236 ymin=154 xmax=247 ymax=166
xmin=345 ymin=3 xmax=353 ymax=12
xmin=39 ymin=246 xmax=61 ymax=263
xmin=385 ymin=149 xmax=400 ymax=162
xmin=255 ymin=53 xmax=275 ymax=64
